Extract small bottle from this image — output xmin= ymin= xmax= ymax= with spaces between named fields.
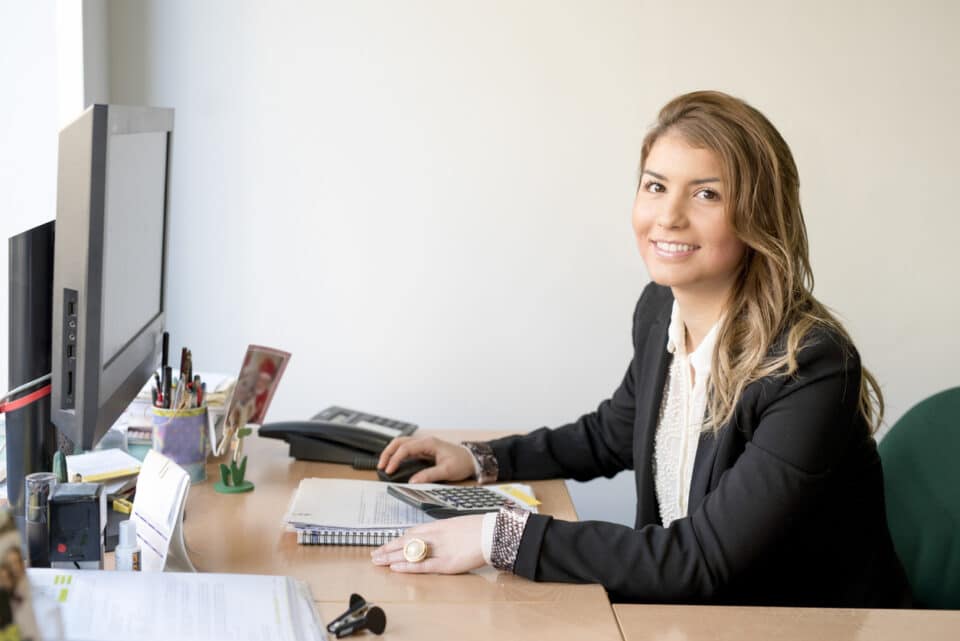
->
xmin=115 ymin=520 xmax=141 ymax=571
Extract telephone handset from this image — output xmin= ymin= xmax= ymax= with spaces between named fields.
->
xmin=259 ymin=406 xmax=418 ymax=468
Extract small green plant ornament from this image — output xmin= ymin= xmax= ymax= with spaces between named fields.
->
xmin=214 ymin=427 xmax=255 ymax=493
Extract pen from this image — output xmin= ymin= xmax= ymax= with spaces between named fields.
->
xmin=161 ymin=331 xmax=169 ymax=369
xmin=174 ymin=377 xmax=185 ymax=410
xmin=163 ymin=365 xmax=172 ymax=409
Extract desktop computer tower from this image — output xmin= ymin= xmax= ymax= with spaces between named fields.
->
xmin=7 ymin=221 xmax=59 ymax=527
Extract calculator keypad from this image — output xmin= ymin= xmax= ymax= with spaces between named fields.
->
xmin=428 ymin=487 xmax=510 ymax=510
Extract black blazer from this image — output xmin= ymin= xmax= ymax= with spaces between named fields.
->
xmin=488 ymin=283 xmax=911 ymax=606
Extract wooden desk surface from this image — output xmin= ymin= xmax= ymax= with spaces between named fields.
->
xmin=182 ymin=428 xmax=621 ymax=639
xmin=613 ymin=604 xmax=960 ymax=641
xmin=317 ymin=600 xmax=622 ymax=641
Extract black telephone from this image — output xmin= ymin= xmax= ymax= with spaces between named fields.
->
xmin=259 ymin=406 xmax=418 ymax=469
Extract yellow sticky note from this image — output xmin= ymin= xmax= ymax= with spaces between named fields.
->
xmin=112 ymin=498 xmax=133 ymax=514
xmin=496 ymin=485 xmax=541 ymax=507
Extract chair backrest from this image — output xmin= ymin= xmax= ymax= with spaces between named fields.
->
xmin=878 ymin=387 xmax=960 ymax=609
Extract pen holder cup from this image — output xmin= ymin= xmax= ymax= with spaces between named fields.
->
xmin=150 ymin=405 xmax=209 ymax=483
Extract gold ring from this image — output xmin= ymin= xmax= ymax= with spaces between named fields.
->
xmin=403 ymin=538 xmax=428 ymax=563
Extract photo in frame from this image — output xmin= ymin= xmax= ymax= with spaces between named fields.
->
xmin=215 ymin=345 xmax=291 ymax=457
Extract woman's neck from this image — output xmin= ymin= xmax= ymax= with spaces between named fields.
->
xmin=672 ymin=287 xmax=729 ymax=353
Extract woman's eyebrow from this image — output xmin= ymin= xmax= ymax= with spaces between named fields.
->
xmin=643 ymin=169 xmax=721 ymax=186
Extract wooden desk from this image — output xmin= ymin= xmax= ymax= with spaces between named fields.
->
xmin=317 ymin=601 xmax=620 ymax=641
xmin=182 ymin=429 xmax=623 ymax=640
xmin=613 ymin=604 xmax=960 ymax=641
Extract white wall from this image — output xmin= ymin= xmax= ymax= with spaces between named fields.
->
xmin=81 ymin=0 xmax=110 ymax=106
xmin=0 ymin=3 xmax=59 ymax=396
xmin=99 ymin=0 xmax=959 ymax=524
xmin=1 ymin=0 xmax=110 ymax=395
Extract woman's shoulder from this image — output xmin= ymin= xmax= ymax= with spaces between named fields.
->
xmin=746 ymin=320 xmax=865 ymax=426
xmin=633 ymin=282 xmax=673 ymax=322
xmin=779 ymin=320 xmax=862 ymax=375
xmin=627 ymin=282 xmax=674 ymax=347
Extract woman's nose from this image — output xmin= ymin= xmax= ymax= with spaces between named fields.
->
xmin=655 ymin=197 xmax=687 ymax=229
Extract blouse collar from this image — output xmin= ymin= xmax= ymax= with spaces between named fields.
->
xmin=665 ymin=300 xmax=721 ymax=377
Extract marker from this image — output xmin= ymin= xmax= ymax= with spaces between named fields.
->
xmin=161 ymin=331 xmax=169 ymax=368
xmin=162 ymin=366 xmax=172 ymax=409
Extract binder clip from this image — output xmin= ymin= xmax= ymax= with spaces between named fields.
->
xmin=327 ymin=593 xmax=386 ymax=638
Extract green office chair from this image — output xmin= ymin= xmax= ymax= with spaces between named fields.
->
xmin=878 ymin=387 xmax=960 ymax=609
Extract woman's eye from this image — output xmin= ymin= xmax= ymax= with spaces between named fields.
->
xmin=643 ymin=180 xmax=665 ymax=193
xmin=696 ymin=188 xmax=720 ymax=201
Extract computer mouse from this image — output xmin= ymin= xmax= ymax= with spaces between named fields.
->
xmin=377 ymin=458 xmax=434 ymax=484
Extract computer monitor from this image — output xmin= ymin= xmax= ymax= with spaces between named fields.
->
xmin=50 ymin=104 xmax=174 ymax=451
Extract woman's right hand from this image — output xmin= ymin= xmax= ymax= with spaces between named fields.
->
xmin=377 ymin=436 xmax=477 ymax=484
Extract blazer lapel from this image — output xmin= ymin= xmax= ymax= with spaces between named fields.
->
xmin=687 ymin=426 xmax=721 ymax=514
xmin=634 ymin=314 xmax=672 ymax=528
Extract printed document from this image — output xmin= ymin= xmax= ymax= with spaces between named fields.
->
xmin=28 ymin=568 xmax=325 ymax=641
xmin=284 ymin=478 xmax=432 ymax=529
xmin=132 ymin=450 xmax=193 ymax=571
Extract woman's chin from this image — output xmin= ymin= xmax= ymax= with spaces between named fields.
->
xmin=644 ymin=267 xmax=689 ymax=289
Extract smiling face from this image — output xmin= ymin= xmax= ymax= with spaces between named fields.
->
xmin=632 ymin=132 xmax=746 ymax=301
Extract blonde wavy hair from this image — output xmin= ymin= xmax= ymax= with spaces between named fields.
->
xmin=640 ymin=91 xmax=884 ymax=433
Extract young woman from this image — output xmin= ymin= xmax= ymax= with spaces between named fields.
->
xmin=372 ymin=91 xmax=912 ymax=607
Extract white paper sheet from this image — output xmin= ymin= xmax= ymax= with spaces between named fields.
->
xmin=131 ymin=451 xmax=193 ymax=572
xmin=27 ymin=569 xmax=326 ymax=641
xmin=284 ymin=479 xmax=434 ymax=529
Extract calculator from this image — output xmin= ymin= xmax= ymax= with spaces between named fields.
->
xmin=387 ymin=485 xmax=513 ymax=518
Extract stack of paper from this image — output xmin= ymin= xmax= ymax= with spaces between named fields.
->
xmin=65 ymin=448 xmax=142 ymax=496
xmin=283 ymin=479 xmax=539 ymax=546
xmin=284 ymin=478 xmax=433 ymax=545
xmin=28 ymin=568 xmax=326 ymax=641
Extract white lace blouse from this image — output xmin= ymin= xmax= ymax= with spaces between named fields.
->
xmin=653 ymin=301 xmax=720 ymax=527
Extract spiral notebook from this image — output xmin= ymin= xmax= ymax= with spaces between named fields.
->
xmin=284 ymin=478 xmax=433 ymax=546
xmin=295 ymin=528 xmax=404 ymax=546
xmin=286 ymin=478 xmax=538 ymax=546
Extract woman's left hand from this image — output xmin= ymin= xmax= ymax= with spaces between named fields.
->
xmin=371 ymin=514 xmax=486 ymax=574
